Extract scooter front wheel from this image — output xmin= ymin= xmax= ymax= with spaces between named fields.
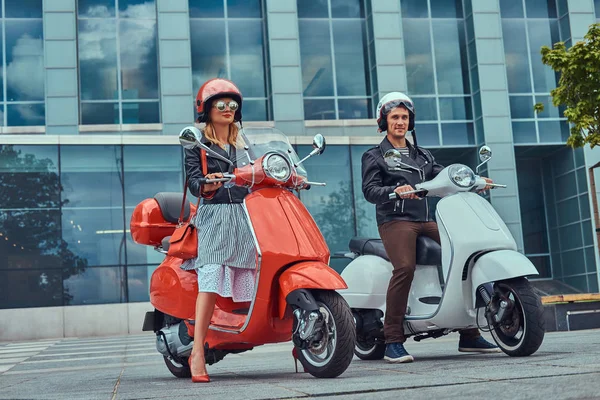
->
xmin=295 ymin=291 xmax=355 ymax=378
xmin=490 ymin=278 xmax=545 ymax=357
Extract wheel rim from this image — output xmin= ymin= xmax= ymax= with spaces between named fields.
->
xmin=491 ymin=285 xmax=526 ymax=351
xmin=301 ymin=302 xmax=337 ymax=367
xmin=166 ymin=356 xmax=186 ymax=368
xmin=355 ymin=339 xmax=377 ymax=355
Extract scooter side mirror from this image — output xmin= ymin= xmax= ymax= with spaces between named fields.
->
xmin=178 ymin=126 xmax=234 ymax=166
xmin=312 ymin=134 xmax=326 ymax=155
xmin=476 ymin=145 xmax=492 ymax=174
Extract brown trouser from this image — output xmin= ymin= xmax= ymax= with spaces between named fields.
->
xmin=378 ymin=220 xmax=480 ymax=344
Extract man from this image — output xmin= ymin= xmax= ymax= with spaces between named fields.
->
xmin=361 ymin=92 xmax=500 ymax=363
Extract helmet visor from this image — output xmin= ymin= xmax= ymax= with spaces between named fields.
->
xmin=381 ymin=99 xmax=414 ymax=117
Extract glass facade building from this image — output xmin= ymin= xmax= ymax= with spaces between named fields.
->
xmin=1 ymin=0 xmax=600 ymax=319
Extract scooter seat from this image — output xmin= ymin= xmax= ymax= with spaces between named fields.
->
xmin=154 ymin=192 xmax=191 ymax=224
xmin=348 ymin=236 xmax=442 ymax=266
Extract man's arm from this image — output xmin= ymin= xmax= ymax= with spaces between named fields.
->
xmin=361 ymin=151 xmax=397 ymax=204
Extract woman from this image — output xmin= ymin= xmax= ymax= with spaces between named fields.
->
xmin=181 ymin=78 xmax=256 ymax=383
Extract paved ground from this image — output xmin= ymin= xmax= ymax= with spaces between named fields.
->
xmin=0 ymin=329 xmax=599 ymax=399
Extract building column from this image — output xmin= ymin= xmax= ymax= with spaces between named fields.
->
xmin=370 ymin=0 xmax=408 ymax=97
xmin=470 ymin=0 xmax=524 ymax=251
xmin=264 ymin=0 xmax=305 ymax=135
xmin=156 ymin=0 xmax=194 ymax=135
xmin=43 ymin=0 xmax=79 ymax=135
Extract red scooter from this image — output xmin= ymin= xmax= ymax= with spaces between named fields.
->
xmin=130 ymin=126 xmax=355 ymax=379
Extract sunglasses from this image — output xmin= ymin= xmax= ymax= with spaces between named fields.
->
xmin=213 ymin=100 xmax=239 ymax=112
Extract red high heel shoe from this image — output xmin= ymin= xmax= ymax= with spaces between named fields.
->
xmin=188 ymin=355 xmax=210 ymax=383
xmin=291 ymin=347 xmax=308 ymax=373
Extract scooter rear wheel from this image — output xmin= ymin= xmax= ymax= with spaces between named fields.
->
xmin=354 ymin=340 xmax=386 ymax=360
xmin=163 ymin=355 xmax=191 ymax=378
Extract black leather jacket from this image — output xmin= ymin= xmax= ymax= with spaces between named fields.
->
xmin=184 ymin=133 xmax=249 ymax=204
xmin=361 ymin=137 xmax=444 ymax=226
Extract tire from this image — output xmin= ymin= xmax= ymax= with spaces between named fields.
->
xmin=295 ymin=291 xmax=356 ymax=378
xmin=490 ymin=278 xmax=545 ymax=357
xmin=163 ymin=355 xmax=191 ymax=378
xmin=354 ymin=340 xmax=386 ymax=360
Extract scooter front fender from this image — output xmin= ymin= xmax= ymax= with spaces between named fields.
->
xmin=471 ymin=250 xmax=539 ymax=307
xmin=278 ymin=261 xmax=348 ymax=319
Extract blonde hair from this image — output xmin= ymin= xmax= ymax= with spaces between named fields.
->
xmin=204 ymin=122 xmax=245 ymax=149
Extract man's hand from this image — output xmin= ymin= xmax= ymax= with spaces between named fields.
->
xmin=394 ymin=184 xmax=420 ymax=200
xmin=202 ymin=173 xmax=224 ymax=193
xmin=478 ymin=177 xmax=493 ymax=193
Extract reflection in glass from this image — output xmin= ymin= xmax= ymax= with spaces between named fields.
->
xmin=63 ymin=266 xmax=126 ymax=305
xmin=333 ymin=20 xmax=369 ymax=96
xmin=299 ymin=21 xmax=334 ymax=97
xmin=499 ymin=0 xmax=524 ymax=18
xmin=412 ymin=97 xmax=437 ymax=121
xmin=122 ymin=102 xmax=160 ymax=123
xmin=120 ymin=20 xmax=159 ymax=99
xmin=403 ymin=19 xmax=435 ymax=95
xmin=127 ymin=265 xmax=159 ymax=302
xmin=228 ymin=0 xmax=262 ymax=18
xmin=559 ymin=15 xmax=571 ymax=40
xmin=502 ymin=20 xmax=532 ymax=93
xmin=304 ymin=99 xmax=336 ymax=120
xmin=0 ymin=269 xmax=63 ymax=308
xmin=298 ymin=145 xmax=355 ymax=253
xmin=534 ymin=95 xmax=564 ymax=118
xmin=525 ymin=0 xmax=557 ymax=18
xmin=189 ymin=0 xmax=224 ymax=18
xmin=241 ymin=99 xmax=268 ymax=121
xmin=350 ymin=145 xmax=379 ymax=238
xmin=190 ymin=20 xmax=226 ymax=91
xmin=7 ymin=104 xmax=45 ymax=126
xmin=509 ymin=95 xmax=534 ymax=119
xmin=297 ymin=0 xmax=328 ymax=18
xmin=528 ymin=20 xmax=560 ymax=93
xmin=119 ymin=0 xmax=156 ymax=17
xmin=5 ymin=20 xmax=44 ymax=101
xmin=81 ymin=102 xmax=119 ymax=124
xmin=439 ymin=97 xmax=472 ymax=120
xmin=596 ymin=0 xmax=600 ymax=17
xmin=79 ymin=19 xmax=118 ymax=100
xmin=401 ymin=0 xmax=428 ymax=18
xmin=414 ymin=123 xmax=440 ymax=147
xmin=78 ymin=0 xmax=116 ymax=17
xmin=430 ymin=0 xmax=463 ymax=18
xmin=5 ymin=0 xmax=43 ymax=18
xmin=338 ymin=98 xmax=371 ymax=119
xmin=330 ymin=0 xmax=363 ymax=18
xmin=538 ymin=120 xmax=570 ymax=143
xmin=512 ymin=121 xmax=537 ymax=143
xmin=229 ymin=20 xmax=267 ymax=98
xmin=433 ymin=21 xmax=469 ymax=95
xmin=441 ymin=122 xmax=475 ymax=145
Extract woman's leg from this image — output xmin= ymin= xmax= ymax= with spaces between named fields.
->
xmin=190 ymin=291 xmax=217 ymax=375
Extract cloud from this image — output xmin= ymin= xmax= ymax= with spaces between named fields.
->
xmin=5 ymin=34 xmax=44 ymax=101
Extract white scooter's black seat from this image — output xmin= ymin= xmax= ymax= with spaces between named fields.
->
xmin=154 ymin=192 xmax=191 ymax=224
xmin=349 ymin=236 xmax=442 ymax=266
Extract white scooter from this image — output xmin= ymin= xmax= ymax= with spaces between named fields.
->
xmin=338 ymin=146 xmax=545 ymax=359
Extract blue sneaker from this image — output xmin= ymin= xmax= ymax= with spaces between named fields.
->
xmin=458 ymin=336 xmax=501 ymax=353
xmin=384 ymin=342 xmax=414 ymax=363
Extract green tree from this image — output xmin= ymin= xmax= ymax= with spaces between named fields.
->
xmin=534 ymin=23 xmax=600 ymax=148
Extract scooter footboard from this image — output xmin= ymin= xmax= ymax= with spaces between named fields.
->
xmin=278 ymin=261 xmax=347 ymax=319
xmin=470 ymin=250 xmax=539 ymax=306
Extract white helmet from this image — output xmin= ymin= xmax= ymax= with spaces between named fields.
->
xmin=376 ymin=92 xmax=415 ymax=132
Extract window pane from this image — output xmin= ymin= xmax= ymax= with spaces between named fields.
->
xmin=0 ymin=28 xmax=3 ymax=103
xmin=510 ymin=95 xmax=534 ymax=118
xmin=119 ymin=0 xmax=156 ymax=18
xmin=298 ymin=145 xmax=354 ymax=253
xmin=7 ymin=104 xmax=45 ymax=126
xmin=413 ymin=97 xmax=437 ymax=121
xmin=242 ymin=99 xmax=268 ymax=121
xmin=414 ymin=123 xmax=440 ymax=147
xmin=79 ymin=19 xmax=118 ymax=100
xmin=5 ymin=0 xmax=42 ymax=18
xmin=228 ymin=0 xmax=262 ymax=18
xmin=529 ymin=256 xmax=551 ymax=278
xmin=596 ymin=0 xmax=600 ymax=17
xmin=331 ymin=0 xmax=364 ymax=18
xmin=439 ymin=97 xmax=472 ymax=120
xmin=127 ymin=265 xmax=159 ymax=302
xmin=502 ymin=20 xmax=532 ymax=93
xmin=333 ymin=20 xmax=369 ymax=96
xmin=81 ymin=102 xmax=119 ymax=124
xmin=229 ymin=20 xmax=267 ymax=97
xmin=403 ymin=19 xmax=435 ymax=95
xmin=338 ymin=98 xmax=371 ymax=119
xmin=122 ymin=102 xmax=160 ymax=123
xmin=534 ymin=95 xmax=564 ymax=118
xmin=299 ymin=21 xmax=334 ymax=96
xmin=297 ymin=0 xmax=328 ymax=18
xmin=538 ymin=120 xmax=570 ymax=143
xmin=525 ymin=0 xmax=557 ymax=18
xmin=557 ymin=0 xmax=568 ymax=17
xmin=0 ymin=145 xmax=59 ymax=209
xmin=512 ymin=121 xmax=537 ymax=143
xmin=351 ymin=145 xmax=379 ymax=238
xmin=559 ymin=15 xmax=571 ymax=40
xmin=304 ymin=99 xmax=336 ymax=120
xmin=5 ymin=21 xmax=44 ymax=101
xmin=401 ymin=0 xmax=429 ymax=18
xmin=78 ymin=0 xmax=116 ymax=17
xmin=0 ymin=210 xmax=63 ymax=270
xmin=189 ymin=0 xmax=224 ymax=18
xmin=430 ymin=0 xmax=463 ymax=18
xmin=0 ymin=269 xmax=64 ymax=309
xmin=120 ymin=20 xmax=159 ymax=99
xmin=190 ymin=20 xmax=226 ymax=91
xmin=441 ymin=122 xmax=475 ymax=145
xmin=500 ymin=0 xmax=524 ymax=17
xmin=528 ymin=20 xmax=560 ymax=93
xmin=433 ymin=21 xmax=470 ymax=95
xmin=63 ymin=266 xmax=126 ymax=305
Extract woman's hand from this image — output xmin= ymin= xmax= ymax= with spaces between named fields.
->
xmin=202 ymin=173 xmax=224 ymax=193
xmin=394 ymin=184 xmax=420 ymax=200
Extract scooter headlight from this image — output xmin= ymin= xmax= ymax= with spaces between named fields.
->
xmin=262 ymin=152 xmax=291 ymax=182
xmin=448 ymin=164 xmax=476 ymax=188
